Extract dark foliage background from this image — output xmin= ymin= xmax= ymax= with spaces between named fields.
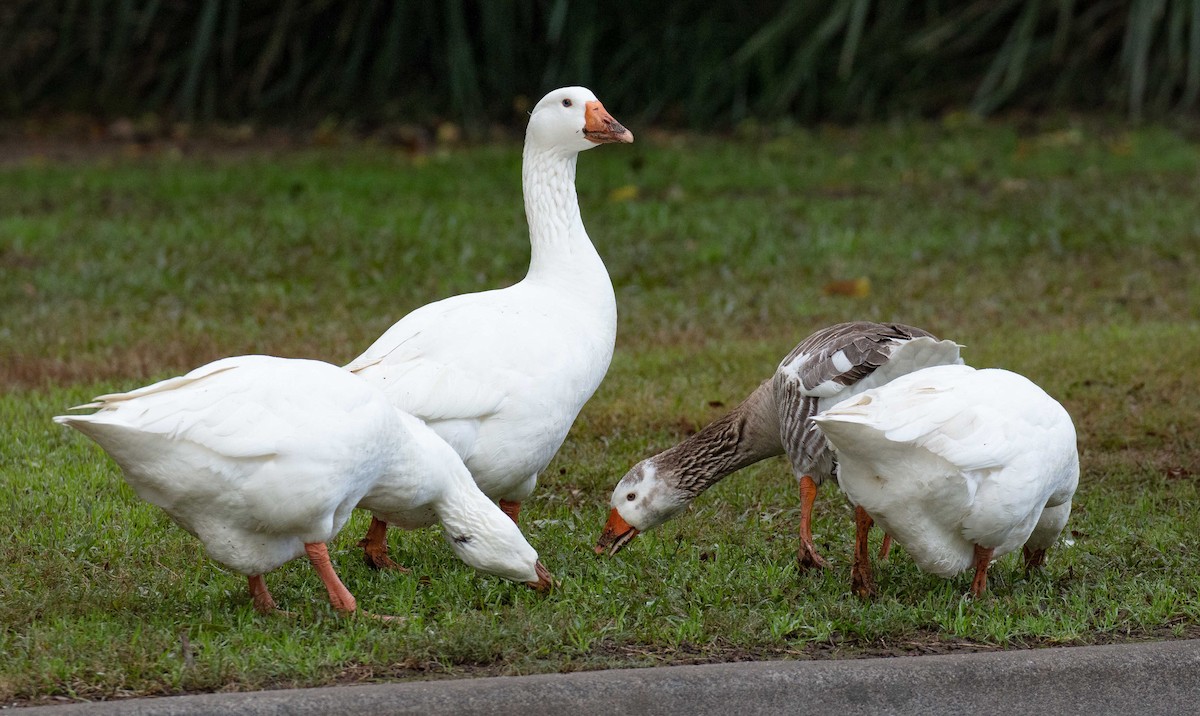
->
xmin=2 ymin=0 xmax=1199 ymax=129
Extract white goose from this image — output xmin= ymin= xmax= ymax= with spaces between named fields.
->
xmin=812 ymin=363 xmax=1079 ymax=597
xmin=596 ymin=322 xmax=963 ymax=567
xmin=346 ymin=86 xmax=632 ymax=569
xmin=54 ymin=355 xmax=552 ymax=617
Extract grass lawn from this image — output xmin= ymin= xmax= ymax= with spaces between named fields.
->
xmin=2 ymin=118 xmax=1199 ymax=705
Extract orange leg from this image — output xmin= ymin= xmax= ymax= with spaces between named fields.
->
xmin=970 ymin=544 xmax=995 ymax=597
xmin=796 ymin=475 xmax=828 ymax=569
xmin=851 ymin=506 xmax=877 ymax=599
xmin=305 ymin=543 xmax=357 ymax=614
xmin=1023 ymin=545 xmax=1047 ymax=572
xmin=878 ymin=533 xmax=893 ymax=560
xmin=499 ymin=499 xmax=521 ymax=525
xmin=248 ymin=575 xmax=277 ymax=614
xmin=358 ymin=516 xmax=409 ymax=572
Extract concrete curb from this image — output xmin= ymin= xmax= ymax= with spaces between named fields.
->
xmin=24 ymin=639 xmax=1200 ymax=715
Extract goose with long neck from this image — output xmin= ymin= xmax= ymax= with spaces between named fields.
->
xmin=596 ymin=322 xmax=963 ymax=566
xmin=347 ymin=87 xmax=632 ymax=570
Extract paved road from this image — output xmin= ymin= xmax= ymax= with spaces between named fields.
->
xmin=24 ymin=639 xmax=1200 ymax=715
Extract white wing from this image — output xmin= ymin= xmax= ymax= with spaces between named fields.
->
xmin=66 ymin=355 xmax=385 ymax=462
xmin=345 ymin=293 xmax=522 ymax=425
xmin=825 ymin=365 xmax=1076 ymax=474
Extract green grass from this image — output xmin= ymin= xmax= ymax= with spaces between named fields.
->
xmin=2 ymin=118 xmax=1199 ymax=705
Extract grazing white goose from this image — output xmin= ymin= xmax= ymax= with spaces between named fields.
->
xmin=812 ymin=363 xmax=1079 ymax=598
xmin=347 ymin=86 xmax=633 ymax=570
xmin=596 ymin=322 xmax=963 ymax=567
xmin=54 ymin=355 xmax=552 ymax=617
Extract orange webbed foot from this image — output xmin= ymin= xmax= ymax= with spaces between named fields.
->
xmin=358 ymin=517 xmax=411 ymax=572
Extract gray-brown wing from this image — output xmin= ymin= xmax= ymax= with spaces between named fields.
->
xmin=778 ymin=321 xmax=937 ymax=398
xmin=772 ymin=321 xmax=938 ymax=479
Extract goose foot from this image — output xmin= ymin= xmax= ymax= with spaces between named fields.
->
xmin=1022 ymin=546 xmax=1047 ymax=572
xmin=796 ymin=475 xmax=827 ymax=570
xmin=248 ymin=574 xmax=277 ymax=614
xmin=851 ymin=506 xmax=877 ymax=599
xmin=969 ymin=544 xmax=995 ymax=597
xmin=499 ymin=499 xmax=521 ymax=524
xmin=851 ymin=562 xmax=876 ymax=598
xmin=796 ymin=539 xmax=828 ymax=570
xmin=358 ymin=517 xmax=410 ymax=572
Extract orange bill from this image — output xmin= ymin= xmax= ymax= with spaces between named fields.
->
xmin=595 ymin=507 xmax=640 ymax=556
xmin=583 ymin=101 xmax=634 ymax=144
xmin=527 ymin=560 xmax=554 ymax=592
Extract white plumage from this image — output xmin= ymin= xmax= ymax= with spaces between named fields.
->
xmin=347 ymin=86 xmax=632 ymax=568
xmin=54 ymin=355 xmax=551 ymax=616
xmin=813 ymin=364 xmax=1079 ymax=596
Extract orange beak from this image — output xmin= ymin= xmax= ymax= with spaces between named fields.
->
xmin=595 ymin=508 xmax=640 ymax=556
xmin=526 ymin=560 xmax=554 ymax=592
xmin=583 ymin=101 xmax=634 ymax=144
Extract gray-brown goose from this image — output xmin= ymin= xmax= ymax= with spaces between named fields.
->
xmin=595 ymin=321 xmax=963 ymax=567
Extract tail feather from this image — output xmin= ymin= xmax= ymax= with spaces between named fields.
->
xmin=866 ymin=337 xmax=963 ymax=389
xmin=87 ymin=362 xmax=239 ymax=408
xmin=64 ymin=402 xmax=103 ymax=411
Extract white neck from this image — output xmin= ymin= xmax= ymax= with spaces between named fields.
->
xmin=399 ymin=419 xmax=494 ymax=529
xmin=431 ymin=470 xmax=498 ymax=536
xmin=520 ymin=141 xmax=610 ymax=290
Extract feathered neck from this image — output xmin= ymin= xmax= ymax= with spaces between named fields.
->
xmin=654 ymin=380 xmax=785 ymax=498
xmin=520 ymin=141 xmax=606 ymax=286
xmin=431 ymin=471 xmax=497 ymax=537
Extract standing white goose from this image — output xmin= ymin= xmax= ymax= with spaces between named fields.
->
xmin=812 ymin=364 xmax=1079 ymax=597
xmin=347 ymin=86 xmax=632 ymax=570
xmin=54 ymin=355 xmax=552 ymax=617
xmin=596 ymin=322 xmax=963 ymax=567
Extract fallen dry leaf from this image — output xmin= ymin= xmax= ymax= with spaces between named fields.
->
xmin=822 ymin=277 xmax=871 ymax=298
xmin=609 ymin=184 xmax=639 ymax=203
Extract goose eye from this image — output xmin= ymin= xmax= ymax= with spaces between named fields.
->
xmin=561 ymin=99 xmax=573 ymax=108
xmin=626 ymin=492 xmax=636 ymax=501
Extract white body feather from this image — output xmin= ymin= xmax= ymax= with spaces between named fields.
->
xmin=55 ymin=356 xmax=543 ymax=584
xmin=813 ymin=364 xmax=1079 ymax=577
xmin=55 ymin=356 xmax=396 ymax=576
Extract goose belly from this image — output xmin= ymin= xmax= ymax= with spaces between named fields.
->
xmin=839 ymin=457 xmax=1069 ymax=577
xmin=106 ymin=417 xmax=391 ymax=576
xmin=835 ymin=452 xmax=979 ymax=578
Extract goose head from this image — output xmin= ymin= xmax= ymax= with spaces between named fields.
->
xmin=526 ymin=86 xmax=633 ymax=153
xmin=595 ymin=457 xmax=691 ymax=556
xmin=442 ymin=509 xmax=553 ymax=591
